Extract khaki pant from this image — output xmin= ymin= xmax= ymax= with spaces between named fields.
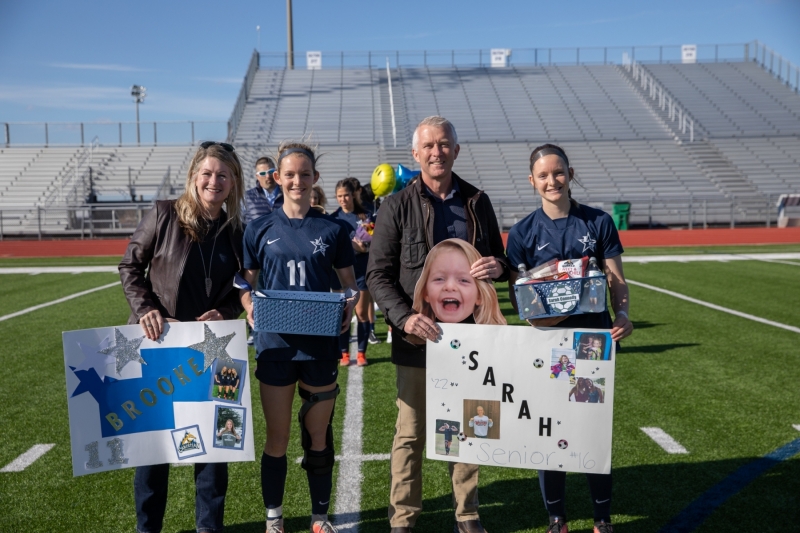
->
xmin=389 ymin=365 xmax=480 ymax=527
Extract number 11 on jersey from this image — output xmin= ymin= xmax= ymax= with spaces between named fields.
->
xmin=287 ymin=260 xmax=306 ymax=287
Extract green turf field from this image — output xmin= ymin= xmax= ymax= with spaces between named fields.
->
xmin=1 ymin=248 xmax=798 ymax=532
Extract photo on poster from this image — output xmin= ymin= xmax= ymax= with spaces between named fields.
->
xmin=462 ymin=399 xmax=500 ymax=439
xmin=214 ymin=406 xmax=246 ymax=450
xmin=171 ymin=425 xmax=206 ymax=460
xmin=208 ymin=358 xmax=245 ymax=404
xmin=574 ymin=332 xmax=612 ymax=361
xmin=568 ymin=377 xmax=606 ymax=403
xmin=435 ymin=419 xmax=461 ymax=457
xmin=550 ymin=348 xmax=576 ymax=383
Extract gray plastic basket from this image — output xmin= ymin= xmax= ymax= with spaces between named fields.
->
xmin=252 ymin=290 xmax=346 ymax=336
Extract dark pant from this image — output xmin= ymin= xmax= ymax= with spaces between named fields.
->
xmin=539 ymin=469 xmax=612 ymax=523
xmin=134 ymin=462 xmax=228 ymax=533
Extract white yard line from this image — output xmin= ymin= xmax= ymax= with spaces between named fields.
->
xmin=0 ymin=444 xmax=56 ymax=472
xmin=640 ymin=428 xmax=688 ymax=454
xmin=624 ymin=252 xmax=800 ymax=264
xmin=333 ymin=364 xmax=365 ymax=533
xmin=0 ymin=266 xmax=118 ymax=274
xmin=0 ymin=281 xmax=121 ymax=322
xmin=627 ymin=280 xmax=800 ymax=334
xmin=294 ymin=453 xmax=390 ymax=464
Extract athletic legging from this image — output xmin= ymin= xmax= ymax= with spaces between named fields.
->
xmin=538 ymin=470 xmax=612 ymax=523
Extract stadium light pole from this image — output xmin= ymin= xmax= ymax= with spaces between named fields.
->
xmin=131 ymin=85 xmax=146 ymax=146
xmin=257 ymin=25 xmax=260 ymax=50
xmin=286 ymin=0 xmax=294 ymax=69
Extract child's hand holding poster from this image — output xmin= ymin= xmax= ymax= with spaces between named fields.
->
xmin=63 ymin=320 xmax=254 ymax=476
xmin=416 ymin=239 xmax=615 ymax=474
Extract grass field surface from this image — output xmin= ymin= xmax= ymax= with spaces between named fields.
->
xmin=1 ymin=246 xmax=798 ymax=532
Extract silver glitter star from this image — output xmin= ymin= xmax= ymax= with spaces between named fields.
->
xmin=100 ymin=328 xmax=146 ymax=374
xmin=188 ymin=323 xmax=236 ymax=371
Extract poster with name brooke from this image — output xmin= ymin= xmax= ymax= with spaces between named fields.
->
xmin=426 ymin=323 xmax=615 ymax=474
xmin=63 ymin=320 xmax=254 ymax=476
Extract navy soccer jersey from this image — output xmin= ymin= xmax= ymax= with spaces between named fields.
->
xmin=506 ymin=203 xmax=623 ymax=329
xmin=243 ymin=207 xmax=355 ymax=360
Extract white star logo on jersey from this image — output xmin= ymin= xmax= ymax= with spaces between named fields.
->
xmin=310 ymin=237 xmax=329 ymax=255
xmin=578 ymin=233 xmax=596 ymax=253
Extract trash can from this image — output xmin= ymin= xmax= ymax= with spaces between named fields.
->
xmin=612 ymin=202 xmax=630 ymax=230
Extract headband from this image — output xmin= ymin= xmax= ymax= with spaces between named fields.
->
xmin=530 ymin=147 xmax=570 ymax=170
xmin=277 ymin=147 xmax=316 ymax=170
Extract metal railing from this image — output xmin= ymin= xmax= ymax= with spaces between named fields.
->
xmin=0 ymin=194 xmax=785 ymax=240
xmin=2 ymin=121 xmax=227 ymax=147
xmin=257 ymin=43 xmax=757 ymax=70
xmin=622 ymin=60 xmax=697 ymax=142
xmin=0 ymin=203 xmax=151 ymax=240
xmin=750 ymin=40 xmax=800 ymax=93
xmin=227 ymin=49 xmax=261 ymax=142
xmin=496 ymin=194 xmax=781 ymax=231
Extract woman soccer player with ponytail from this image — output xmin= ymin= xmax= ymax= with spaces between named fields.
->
xmin=506 ymin=144 xmax=633 ymax=533
xmin=240 ymin=141 xmax=359 ymax=533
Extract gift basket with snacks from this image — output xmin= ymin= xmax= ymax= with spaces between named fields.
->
xmin=513 ymin=257 xmax=607 ymax=320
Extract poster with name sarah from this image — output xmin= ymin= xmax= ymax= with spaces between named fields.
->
xmin=63 ymin=320 xmax=254 ymax=477
xmin=426 ymin=323 xmax=615 ymax=474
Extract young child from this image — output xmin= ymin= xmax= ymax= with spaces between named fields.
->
xmin=551 ymin=354 xmax=576 ymax=380
xmin=469 ymin=406 xmax=493 ymax=438
xmin=408 ymin=239 xmax=506 ymax=523
xmin=411 ymin=238 xmax=506 ymax=327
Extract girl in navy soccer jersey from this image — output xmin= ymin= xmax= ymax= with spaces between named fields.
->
xmin=332 ymin=178 xmax=375 ymax=367
xmin=240 ymin=142 xmax=359 ymax=533
xmin=506 ymin=144 xmax=632 ymax=533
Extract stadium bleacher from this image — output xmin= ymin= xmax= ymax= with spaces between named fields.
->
xmin=1 ymin=43 xmax=799 ymax=235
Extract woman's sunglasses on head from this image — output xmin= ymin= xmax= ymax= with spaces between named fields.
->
xmin=200 ymin=141 xmax=235 ymax=152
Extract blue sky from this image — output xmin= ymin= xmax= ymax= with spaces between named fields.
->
xmin=1 ymin=0 xmax=798 ymax=129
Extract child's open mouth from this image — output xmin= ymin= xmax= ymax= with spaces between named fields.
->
xmin=442 ymin=298 xmax=461 ymax=311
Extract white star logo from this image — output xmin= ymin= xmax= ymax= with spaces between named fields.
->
xmin=578 ymin=233 xmax=596 ymax=253
xmin=310 ymin=237 xmax=329 ymax=255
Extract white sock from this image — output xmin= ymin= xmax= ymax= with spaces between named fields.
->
xmin=267 ymin=506 xmax=283 ymax=520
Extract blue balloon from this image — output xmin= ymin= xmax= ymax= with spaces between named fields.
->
xmin=394 ymin=164 xmax=420 ymax=192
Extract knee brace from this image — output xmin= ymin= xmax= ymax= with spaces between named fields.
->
xmin=297 ymin=385 xmax=339 ymax=475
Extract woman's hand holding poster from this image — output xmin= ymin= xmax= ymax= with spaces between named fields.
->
xmin=63 ymin=320 xmax=254 ymax=476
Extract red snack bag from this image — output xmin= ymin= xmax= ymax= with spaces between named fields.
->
xmin=557 ymin=257 xmax=588 ymax=278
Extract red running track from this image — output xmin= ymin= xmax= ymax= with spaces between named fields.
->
xmin=1 ymin=227 xmax=800 ymax=257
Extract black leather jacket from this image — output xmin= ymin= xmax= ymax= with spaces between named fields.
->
xmin=119 ymin=200 xmax=244 ymax=324
xmin=366 ymin=173 xmax=509 ymax=368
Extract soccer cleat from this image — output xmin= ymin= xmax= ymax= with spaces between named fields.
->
xmin=311 ymin=518 xmax=338 ymax=533
xmin=356 ymin=351 xmax=368 ymax=366
xmin=340 ymin=351 xmax=350 ymax=366
xmin=266 ymin=517 xmax=284 ymax=533
xmin=593 ymin=521 xmax=613 ymax=533
xmin=546 ymin=517 xmax=568 ymax=533
xmin=247 ymin=334 xmax=254 ymax=346
xmin=368 ymin=330 xmax=381 ymax=344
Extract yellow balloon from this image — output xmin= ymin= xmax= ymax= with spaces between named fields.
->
xmin=371 ymin=163 xmax=396 ymax=197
